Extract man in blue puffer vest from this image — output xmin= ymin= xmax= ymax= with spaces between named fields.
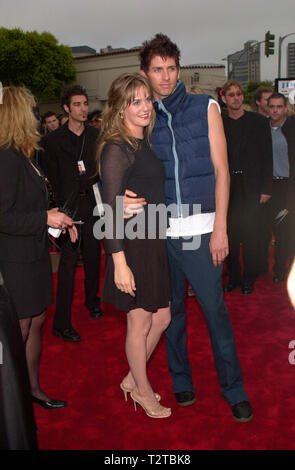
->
xmin=124 ymin=34 xmax=252 ymax=422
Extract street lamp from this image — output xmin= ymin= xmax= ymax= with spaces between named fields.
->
xmin=278 ymin=32 xmax=295 ymax=78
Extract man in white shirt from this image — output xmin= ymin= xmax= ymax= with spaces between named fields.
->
xmin=124 ymin=34 xmax=252 ymax=423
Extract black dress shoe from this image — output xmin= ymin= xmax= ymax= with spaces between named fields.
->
xmin=175 ymin=391 xmax=196 ymax=407
xmin=273 ymin=273 xmax=285 ymax=283
xmin=223 ymin=280 xmax=241 ymax=293
xmin=32 ymin=396 xmax=67 ymax=409
xmin=53 ymin=327 xmax=81 ymax=342
xmin=232 ymin=401 xmax=253 ymax=422
xmin=89 ymin=305 xmax=103 ymax=319
xmin=241 ymin=281 xmax=254 ymax=295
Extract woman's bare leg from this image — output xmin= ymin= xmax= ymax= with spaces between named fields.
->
xmin=125 ymin=308 xmax=153 ymax=396
xmin=125 ymin=306 xmax=171 ymax=414
xmin=123 ymin=306 xmax=171 ymax=390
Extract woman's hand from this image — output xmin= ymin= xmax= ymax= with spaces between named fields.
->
xmin=67 ymin=225 xmax=78 ymax=243
xmin=112 ymin=251 xmax=136 ymax=296
xmin=47 ymin=207 xmax=74 ymax=230
xmin=114 ymin=264 xmax=136 ymax=297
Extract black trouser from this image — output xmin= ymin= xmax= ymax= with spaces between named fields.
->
xmin=258 ymin=179 xmax=291 ymax=277
xmin=53 ymin=215 xmax=102 ymax=331
xmin=256 ymin=202 xmax=270 ymax=275
xmin=227 ymin=174 xmax=260 ymax=283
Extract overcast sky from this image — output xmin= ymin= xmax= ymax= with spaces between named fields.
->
xmin=1 ymin=0 xmax=295 ymax=81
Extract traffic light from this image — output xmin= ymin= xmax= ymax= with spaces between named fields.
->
xmin=265 ymin=31 xmax=275 ymax=57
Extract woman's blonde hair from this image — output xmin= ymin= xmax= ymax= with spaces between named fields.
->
xmin=97 ymin=73 xmax=155 ymax=173
xmin=0 ymin=86 xmax=41 ymax=158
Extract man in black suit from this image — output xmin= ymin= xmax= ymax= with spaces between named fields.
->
xmin=254 ymin=86 xmax=273 ymax=278
xmin=283 ymin=109 xmax=295 ymax=264
xmin=42 ymin=85 xmax=103 ymax=342
xmin=42 ymin=111 xmax=60 ymax=134
xmin=221 ymin=80 xmax=273 ymax=294
xmin=260 ymin=93 xmax=294 ymax=283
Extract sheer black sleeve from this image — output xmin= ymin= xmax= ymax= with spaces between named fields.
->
xmin=100 ymin=143 xmax=133 ymax=254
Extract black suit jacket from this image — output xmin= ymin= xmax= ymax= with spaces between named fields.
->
xmin=282 ymin=114 xmax=295 ymax=167
xmin=222 ymin=111 xmax=273 ymax=198
xmin=40 ymin=123 xmax=100 ymax=219
xmin=282 ymin=114 xmax=295 ymax=208
xmin=0 ymin=148 xmax=48 ymax=263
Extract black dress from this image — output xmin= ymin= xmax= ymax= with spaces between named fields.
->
xmin=0 ymin=273 xmax=38 ymax=450
xmin=101 ymin=138 xmax=171 ymax=312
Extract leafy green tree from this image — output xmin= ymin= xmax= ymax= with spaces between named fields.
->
xmin=0 ymin=28 xmax=76 ymax=99
xmin=243 ymin=80 xmax=273 ymax=107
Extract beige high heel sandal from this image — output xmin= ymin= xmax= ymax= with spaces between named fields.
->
xmin=130 ymin=391 xmax=171 ymax=419
xmin=120 ymin=382 xmax=161 ymax=402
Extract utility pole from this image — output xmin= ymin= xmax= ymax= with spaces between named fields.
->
xmin=278 ymin=32 xmax=295 ymax=78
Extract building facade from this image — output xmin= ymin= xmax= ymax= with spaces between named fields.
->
xmin=287 ymin=43 xmax=295 ymax=77
xmin=227 ymin=41 xmax=260 ymax=89
xmin=38 ymin=47 xmax=225 ymax=114
xmin=180 ymin=64 xmax=226 ymax=96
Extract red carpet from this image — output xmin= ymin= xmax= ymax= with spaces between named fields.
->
xmin=35 ymin=257 xmax=295 ymax=450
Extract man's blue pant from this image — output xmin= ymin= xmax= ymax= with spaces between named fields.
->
xmin=166 ymin=234 xmax=248 ymax=406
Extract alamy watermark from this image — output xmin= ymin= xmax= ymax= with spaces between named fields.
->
xmin=93 ymin=197 xmax=202 ymax=250
xmin=288 ymin=340 xmax=295 ymax=365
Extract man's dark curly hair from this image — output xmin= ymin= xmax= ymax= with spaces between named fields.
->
xmin=139 ymin=33 xmax=181 ymax=73
xmin=61 ymin=84 xmax=88 ymax=109
xmin=41 ymin=111 xmax=57 ymax=124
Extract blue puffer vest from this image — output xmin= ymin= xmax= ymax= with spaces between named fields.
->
xmin=152 ymin=81 xmax=216 ymax=216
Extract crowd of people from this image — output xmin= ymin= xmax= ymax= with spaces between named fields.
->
xmin=1 ymin=32 xmax=295 ymax=448
xmin=39 ymin=108 xmax=102 ymax=135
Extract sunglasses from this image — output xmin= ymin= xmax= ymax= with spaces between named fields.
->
xmin=227 ymin=91 xmax=243 ymax=98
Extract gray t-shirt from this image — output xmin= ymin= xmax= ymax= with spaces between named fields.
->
xmin=271 ymin=120 xmax=289 ymax=177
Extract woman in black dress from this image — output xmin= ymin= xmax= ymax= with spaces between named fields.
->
xmin=0 ymin=271 xmax=37 ymax=449
xmin=98 ymin=74 xmax=171 ymax=418
xmin=0 ymin=86 xmax=77 ymax=410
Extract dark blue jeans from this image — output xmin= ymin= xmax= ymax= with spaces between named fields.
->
xmin=166 ymin=233 xmax=248 ymax=406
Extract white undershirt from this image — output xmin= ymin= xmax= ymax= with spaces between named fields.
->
xmin=166 ymin=99 xmax=219 ymax=238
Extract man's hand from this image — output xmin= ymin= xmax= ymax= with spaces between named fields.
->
xmin=260 ymin=194 xmax=271 ymax=204
xmin=209 ymin=229 xmax=229 ymax=267
xmin=123 ymin=189 xmax=146 ymax=219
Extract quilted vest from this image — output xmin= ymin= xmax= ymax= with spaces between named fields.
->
xmin=152 ymin=81 xmax=216 ymax=216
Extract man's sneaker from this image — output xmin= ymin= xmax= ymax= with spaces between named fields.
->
xmin=175 ymin=391 xmax=196 ymax=407
xmin=232 ymin=401 xmax=253 ymax=422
